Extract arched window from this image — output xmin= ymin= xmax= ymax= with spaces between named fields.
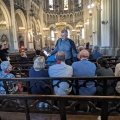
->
xmin=78 ymin=0 xmax=82 ymax=7
xmin=51 ymin=29 xmax=55 ymax=41
xmin=64 ymin=0 xmax=68 ymax=10
xmin=49 ymin=0 xmax=54 ymax=10
xmin=82 ymin=28 xmax=84 ymax=39
xmin=66 ymin=28 xmax=70 ymax=38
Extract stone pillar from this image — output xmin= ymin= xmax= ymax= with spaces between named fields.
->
xmin=40 ymin=1 xmax=45 ymax=48
xmin=9 ymin=0 xmax=19 ymax=52
xmin=92 ymin=7 xmax=98 ymax=46
xmin=26 ymin=0 xmax=34 ymax=51
xmin=101 ymin=0 xmax=110 ymax=47
xmin=100 ymin=0 xmax=111 ymax=55
xmin=83 ymin=0 xmax=90 ymax=43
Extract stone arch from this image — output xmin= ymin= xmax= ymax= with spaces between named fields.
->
xmin=48 ymin=24 xmax=56 ymax=29
xmin=15 ymin=9 xmax=27 ymax=28
xmin=32 ymin=17 xmax=37 ymax=34
xmin=0 ymin=0 xmax=11 ymax=28
xmin=66 ymin=24 xmax=73 ymax=30
xmin=37 ymin=19 xmax=42 ymax=32
xmin=76 ymin=21 xmax=84 ymax=26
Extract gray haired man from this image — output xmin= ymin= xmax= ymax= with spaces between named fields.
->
xmin=51 ymin=29 xmax=78 ymax=65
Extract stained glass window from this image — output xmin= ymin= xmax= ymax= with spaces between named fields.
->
xmin=64 ymin=0 xmax=68 ymax=10
xmin=49 ymin=0 xmax=54 ymax=10
xmin=78 ymin=0 xmax=82 ymax=7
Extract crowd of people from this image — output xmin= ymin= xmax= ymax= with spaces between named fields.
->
xmin=0 ymin=29 xmax=120 ymax=109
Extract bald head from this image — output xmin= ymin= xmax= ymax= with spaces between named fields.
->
xmin=55 ymin=51 xmax=65 ymax=61
xmin=78 ymin=49 xmax=89 ymax=60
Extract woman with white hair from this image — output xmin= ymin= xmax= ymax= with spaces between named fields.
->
xmin=29 ymin=56 xmax=50 ymax=108
xmin=0 ymin=61 xmax=18 ymax=94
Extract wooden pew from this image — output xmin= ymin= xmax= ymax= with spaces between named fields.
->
xmin=0 ymin=94 xmax=120 ymax=120
xmin=0 ymin=77 xmax=120 ymax=120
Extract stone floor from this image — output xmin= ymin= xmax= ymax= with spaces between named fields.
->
xmin=0 ymin=112 xmax=120 ymax=120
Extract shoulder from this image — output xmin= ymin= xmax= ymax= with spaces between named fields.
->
xmin=72 ymin=61 xmax=79 ymax=67
xmin=66 ymin=64 xmax=73 ymax=69
xmin=49 ymin=64 xmax=57 ymax=70
xmin=116 ymin=63 xmax=120 ymax=67
xmin=6 ymin=73 xmax=15 ymax=78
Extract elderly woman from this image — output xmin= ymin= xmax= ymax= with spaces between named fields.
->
xmin=0 ymin=61 xmax=18 ymax=94
xmin=29 ymin=56 xmax=50 ymax=108
xmin=19 ymin=52 xmax=29 ymax=62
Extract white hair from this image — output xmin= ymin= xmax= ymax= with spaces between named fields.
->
xmin=33 ymin=56 xmax=46 ymax=70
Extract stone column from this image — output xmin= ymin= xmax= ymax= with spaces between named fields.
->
xmin=26 ymin=0 xmax=34 ymax=50
xmin=92 ymin=7 xmax=98 ymax=46
xmin=101 ymin=0 xmax=110 ymax=47
xmin=100 ymin=0 xmax=111 ymax=55
xmin=83 ymin=0 xmax=90 ymax=43
xmin=9 ymin=0 xmax=19 ymax=52
xmin=40 ymin=1 xmax=45 ymax=48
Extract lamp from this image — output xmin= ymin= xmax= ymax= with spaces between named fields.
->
xmin=72 ymin=29 xmax=76 ymax=35
xmin=89 ymin=10 xmax=92 ymax=16
xmin=19 ymin=27 xmax=25 ymax=32
xmin=0 ymin=21 xmax=6 ymax=28
xmin=54 ymin=31 xmax=58 ymax=34
xmin=43 ymin=28 xmax=49 ymax=32
xmin=55 ymin=22 xmax=66 ymax=29
xmin=76 ymin=25 xmax=83 ymax=30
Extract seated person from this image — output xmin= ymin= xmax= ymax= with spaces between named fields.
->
xmin=48 ymin=51 xmax=73 ymax=95
xmin=96 ymin=57 xmax=115 ymax=95
xmin=115 ymin=63 xmax=120 ymax=77
xmin=29 ymin=56 xmax=50 ymax=94
xmin=113 ymin=62 xmax=120 ymax=94
xmin=72 ymin=50 xmax=96 ymax=95
xmin=33 ymin=50 xmax=40 ymax=61
xmin=19 ymin=52 xmax=29 ymax=63
xmin=89 ymin=46 xmax=102 ymax=60
xmin=0 ymin=44 xmax=7 ymax=62
xmin=29 ymin=57 xmax=50 ymax=107
xmin=0 ymin=61 xmax=18 ymax=94
xmin=77 ymin=46 xmax=84 ymax=52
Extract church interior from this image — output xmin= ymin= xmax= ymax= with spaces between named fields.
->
xmin=0 ymin=0 xmax=120 ymax=120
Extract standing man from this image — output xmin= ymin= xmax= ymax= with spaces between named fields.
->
xmin=51 ymin=29 xmax=78 ymax=65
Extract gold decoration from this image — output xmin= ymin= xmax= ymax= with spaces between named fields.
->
xmin=55 ymin=22 xmax=66 ymax=29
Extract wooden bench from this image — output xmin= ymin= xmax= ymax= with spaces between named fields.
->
xmin=0 ymin=77 xmax=120 ymax=120
xmin=0 ymin=94 xmax=120 ymax=120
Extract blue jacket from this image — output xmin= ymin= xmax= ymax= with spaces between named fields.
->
xmin=51 ymin=38 xmax=78 ymax=62
xmin=89 ymin=52 xmax=102 ymax=60
xmin=29 ymin=67 xmax=51 ymax=94
xmin=72 ymin=59 xmax=96 ymax=95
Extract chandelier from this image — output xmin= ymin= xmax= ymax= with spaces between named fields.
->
xmin=0 ymin=21 xmax=6 ymax=28
xmin=43 ymin=28 xmax=49 ymax=32
xmin=54 ymin=31 xmax=58 ymax=34
xmin=76 ymin=25 xmax=83 ymax=29
xmin=72 ymin=29 xmax=76 ymax=36
xmin=19 ymin=27 xmax=25 ymax=32
xmin=55 ymin=22 xmax=66 ymax=29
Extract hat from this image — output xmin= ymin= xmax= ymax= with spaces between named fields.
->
xmin=94 ymin=46 xmax=99 ymax=52
xmin=1 ymin=61 xmax=10 ymax=71
xmin=36 ymin=50 xmax=40 ymax=55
